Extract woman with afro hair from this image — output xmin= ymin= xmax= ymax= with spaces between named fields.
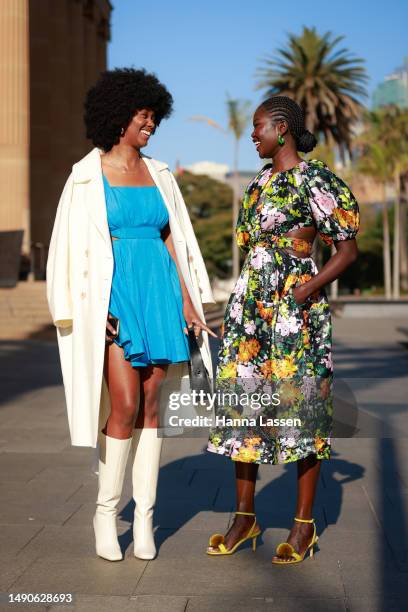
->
xmin=46 ymin=68 xmax=216 ymax=562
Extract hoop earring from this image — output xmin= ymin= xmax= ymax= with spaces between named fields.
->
xmin=278 ymin=134 xmax=285 ymax=146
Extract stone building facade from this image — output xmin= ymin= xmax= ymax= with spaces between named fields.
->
xmin=0 ymin=0 xmax=112 ymax=259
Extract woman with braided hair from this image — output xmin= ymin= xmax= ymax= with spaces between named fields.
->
xmin=206 ymin=96 xmax=359 ymax=563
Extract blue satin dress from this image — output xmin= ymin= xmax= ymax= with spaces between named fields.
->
xmin=103 ymin=174 xmax=189 ymax=367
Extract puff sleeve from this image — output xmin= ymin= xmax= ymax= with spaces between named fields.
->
xmin=303 ymin=161 xmax=360 ymax=246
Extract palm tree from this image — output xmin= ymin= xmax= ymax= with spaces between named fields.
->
xmin=361 ymin=107 xmax=408 ymax=298
xmin=387 ymin=108 xmax=408 ymax=298
xmin=400 ymin=171 xmax=408 ymax=292
xmin=356 ymin=111 xmax=396 ymax=299
xmin=226 ymin=98 xmax=252 ymax=277
xmin=190 ymin=96 xmax=251 ymax=278
xmin=256 ymin=26 xmax=368 ymax=160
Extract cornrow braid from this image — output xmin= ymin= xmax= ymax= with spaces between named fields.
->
xmin=261 ymin=96 xmax=317 ymax=153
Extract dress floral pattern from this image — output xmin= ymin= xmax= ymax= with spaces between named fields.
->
xmin=207 ymin=159 xmax=359 ymax=464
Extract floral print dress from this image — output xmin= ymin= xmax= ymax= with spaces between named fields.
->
xmin=207 ymin=159 xmax=359 ymax=464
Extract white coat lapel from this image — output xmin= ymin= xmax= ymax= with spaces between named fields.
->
xmin=142 ymin=156 xmax=182 ymax=240
xmin=72 ymin=148 xmax=112 ymax=247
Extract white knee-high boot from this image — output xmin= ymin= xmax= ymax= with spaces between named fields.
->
xmin=131 ymin=427 xmax=163 ymax=560
xmin=93 ymin=432 xmax=132 ymax=561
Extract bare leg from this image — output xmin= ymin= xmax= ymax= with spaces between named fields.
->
xmin=103 ymin=342 xmax=141 ymax=439
xmin=134 ymin=364 xmax=168 ymax=429
xmin=272 ymin=454 xmax=321 ymax=562
xmin=93 ymin=342 xmax=141 ymax=561
xmin=207 ymin=461 xmax=261 ymax=552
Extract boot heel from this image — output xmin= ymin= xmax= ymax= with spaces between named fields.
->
xmin=252 ymin=536 xmax=258 ymax=552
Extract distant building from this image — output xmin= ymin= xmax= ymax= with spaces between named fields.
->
xmin=0 ymin=0 xmax=112 ymax=260
xmin=184 ymin=161 xmax=259 ymax=198
xmin=185 ymin=161 xmax=230 ymax=183
xmin=372 ymin=57 xmax=408 ymax=110
xmin=224 ymin=170 xmax=257 ymax=198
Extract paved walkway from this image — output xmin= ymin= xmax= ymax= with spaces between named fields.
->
xmin=0 ymin=316 xmax=407 ymax=611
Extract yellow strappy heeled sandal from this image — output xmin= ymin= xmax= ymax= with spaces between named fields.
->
xmin=272 ymin=517 xmax=318 ymax=565
xmin=206 ymin=511 xmax=261 ymax=556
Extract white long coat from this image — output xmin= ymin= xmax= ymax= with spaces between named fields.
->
xmin=46 ymin=147 xmax=215 ymax=447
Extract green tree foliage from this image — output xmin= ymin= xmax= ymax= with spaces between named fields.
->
xmin=176 ymin=171 xmax=234 ymax=279
xmin=356 ymin=107 xmax=408 ymax=296
xmin=256 ymin=26 xmax=368 ymax=159
xmin=190 ymin=97 xmax=251 ymax=278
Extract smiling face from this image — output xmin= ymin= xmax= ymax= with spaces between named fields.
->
xmin=123 ymin=108 xmax=156 ymax=149
xmin=251 ymin=106 xmax=285 ymax=159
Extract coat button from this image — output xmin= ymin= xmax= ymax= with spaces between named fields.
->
xmin=81 ymin=292 xmax=86 ymax=299
xmin=85 ymin=249 xmax=89 ymax=257
xmin=83 ymin=270 xmax=88 ymax=277
xmin=188 ymin=255 xmax=193 ymax=262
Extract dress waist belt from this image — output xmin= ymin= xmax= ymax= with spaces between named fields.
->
xmin=110 ymin=227 xmax=161 ymax=239
xmin=250 ymin=232 xmax=313 ymax=256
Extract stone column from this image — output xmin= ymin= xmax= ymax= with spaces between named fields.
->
xmin=83 ymin=0 xmax=98 ymax=91
xmin=0 ymin=0 xmax=30 ymax=252
xmin=69 ymin=0 xmax=88 ymax=159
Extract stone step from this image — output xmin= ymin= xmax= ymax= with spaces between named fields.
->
xmin=0 ymin=282 xmax=52 ymax=339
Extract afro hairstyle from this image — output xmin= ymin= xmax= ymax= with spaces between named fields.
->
xmin=84 ymin=67 xmax=173 ymax=152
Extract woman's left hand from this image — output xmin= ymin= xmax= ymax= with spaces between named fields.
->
xmin=292 ymin=284 xmax=308 ymax=306
xmin=183 ymin=303 xmax=218 ymax=338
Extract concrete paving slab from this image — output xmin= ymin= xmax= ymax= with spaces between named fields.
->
xmin=0 ymin=554 xmax=40 ymax=591
xmin=11 ymin=554 xmax=147 ymax=596
xmin=157 ymin=483 xmax=219 ymax=505
xmin=20 ymin=525 xmax=96 ymax=557
xmin=0 ymin=479 xmax=88 ymax=506
xmin=185 ymin=596 xmax=347 ymax=612
xmin=154 ymin=504 xmax=231 ymax=531
xmin=0 ymin=427 xmax=70 ymax=453
xmin=0 ymin=524 xmax=43 ymax=555
xmin=133 ymin=554 xmax=344 ymax=598
xmin=182 ymin=451 xmax=236 ymax=472
xmin=347 ymin=597 xmax=406 ymax=612
xmin=127 ymin=595 xmax=188 ymax=612
xmin=0 ymin=601 xmax=47 ymax=612
xmin=0 ymin=454 xmax=50 ymax=482
xmin=48 ymin=595 xmax=140 ymax=612
xmin=0 ymin=501 xmax=81 ymax=525
xmin=324 ymin=499 xmax=379 ymax=531
xmin=51 ymin=594 xmax=189 ymax=612
xmin=313 ymin=526 xmax=396 ymax=565
xmin=339 ymin=560 xmax=408 ymax=598
xmin=61 ymin=483 xmax=100 ymax=504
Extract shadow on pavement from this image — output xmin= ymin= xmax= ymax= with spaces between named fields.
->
xmin=0 ymin=339 xmax=61 ymax=406
xmin=117 ymin=448 xmax=365 ymax=556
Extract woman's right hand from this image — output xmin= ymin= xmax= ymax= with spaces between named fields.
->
xmin=105 ymin=315 xmax=118 ymax=344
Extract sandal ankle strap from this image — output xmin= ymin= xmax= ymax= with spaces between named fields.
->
xmin=235 ymin=511 xmax=255 ymax=516
xmin=294 ymin=517 xmax=314 ymax=523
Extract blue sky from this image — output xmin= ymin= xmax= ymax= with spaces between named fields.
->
xmin=108 ymin=0 xmax=407 ymax=171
